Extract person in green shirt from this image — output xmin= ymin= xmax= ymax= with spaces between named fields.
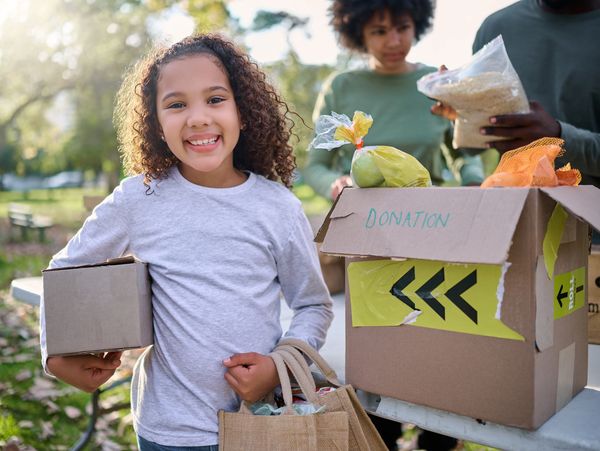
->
xmin=304 ymin=0 xmax=484 ymax=202
xmin=432 ymin=0 xmax=600 ymax=243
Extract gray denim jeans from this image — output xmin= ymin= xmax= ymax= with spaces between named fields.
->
xmin=137 ymin=435 xmax=218 ymax=451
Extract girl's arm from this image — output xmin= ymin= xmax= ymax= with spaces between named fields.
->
xmin=40 ymin=184 xmax=131 ymax=385
xmin=276 ymin=205 xmax=334 ymax=350
xmin=222 ymin=204 xmax=333 ymax=401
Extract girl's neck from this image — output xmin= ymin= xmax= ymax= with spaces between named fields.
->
xmin=178 ymin=164 xmax=248 ymax=188
xmin=370 ymin=58 xmax=416 ymax=75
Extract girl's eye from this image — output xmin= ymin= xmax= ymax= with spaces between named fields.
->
xmin=208 ymin=96 xmax=225 ymax=105
xmin=167 ymin=102 xmax=185 ymax=109
xmin=370 ymin=28 xmax=386 ymax=36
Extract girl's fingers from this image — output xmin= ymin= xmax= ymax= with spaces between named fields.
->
xmin=224 ymin=371 xmax=241 ymax=394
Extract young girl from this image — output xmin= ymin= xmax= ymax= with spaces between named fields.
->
xmin=39 ymin=34 xmax=333 ymax=449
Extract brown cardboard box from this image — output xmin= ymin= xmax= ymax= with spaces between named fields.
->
xmin=588 ymin=246 xmax=600 ymax=344
xmin=43 ymin=256 xmax=153 ymax=356
xmin=317 ymin=186 xmax=600 ymax=429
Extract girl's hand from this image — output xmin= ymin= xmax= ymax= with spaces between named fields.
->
xmin=223 ymin=352 xmax=279 ymax=403
xmin=431 ymin=101 xmax=457 ymax=121
xmin=330 ymin=175 xmax=352 ymax=200
xmin=430 ymin=65 xmax=457 ymax=121
xmin=47 ymin=351 xmax=122 ymax=393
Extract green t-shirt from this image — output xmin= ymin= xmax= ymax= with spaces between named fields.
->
xmin=304 ymin=66 xmax=484 ymax=198
xmin=473 ymin=0 xmax=600 ymax=187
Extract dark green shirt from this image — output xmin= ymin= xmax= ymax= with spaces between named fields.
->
xmin=304 ymin=66 xmax=484 ymax=198
xmin=473 ymin=0 xmax=600 ymax=187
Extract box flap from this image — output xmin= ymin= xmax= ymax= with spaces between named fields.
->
xmin=43 ymin=255 xmax=139 ymax=272
xmin=320 ymin=187 xmax=529 ymax=264
xmin=540 ymin=186 xmax=600 ymax=233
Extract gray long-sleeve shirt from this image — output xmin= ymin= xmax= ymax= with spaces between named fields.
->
xmin=39 ymin=167 xmax=333 ymax=446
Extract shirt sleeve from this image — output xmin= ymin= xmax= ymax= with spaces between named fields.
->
xmin=557 ymin=121 xmax=600 ymax=179
xmin=275 ymin=205 xmax=333 ymax=351
xmin=40 ymin=185 xmax=131 ymax=374
xmin=303 ymin=74 xmax=345 ymax=199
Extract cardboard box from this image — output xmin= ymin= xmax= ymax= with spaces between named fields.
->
xmin=317 ymin=186 xmax=600 ymax=429
xmin=43 ymin=256 xmax=153 ymax=356
xmin=588 ymin=246 xmax=600 ymax=344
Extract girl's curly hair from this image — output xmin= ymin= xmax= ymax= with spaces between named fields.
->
xmin=115 ymin=34 xmax=296 ymax=188
xmin=330 ymin=0 xmax=435 ymax=51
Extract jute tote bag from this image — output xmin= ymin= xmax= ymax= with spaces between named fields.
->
xmin=275 ymin=338 xmax=387 ymax=451
xmin=218 ymin=351 xmax=349 ymax=451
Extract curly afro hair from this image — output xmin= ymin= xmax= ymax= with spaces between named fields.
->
xmin=115 ymin=34 xmax=296 ymax=188
xmin=330 ymin=0 xmax=435 ymax=51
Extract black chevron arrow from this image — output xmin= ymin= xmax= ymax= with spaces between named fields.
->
xmin=416 ymin=268 xmax=445 ymax=320
xmin=556 ymin=283 xmax=584 ymax=307
xmin=445 ymin=270 xmax=478 ymax=324
xmin=390 ymin=266 xmax=417 ymax=310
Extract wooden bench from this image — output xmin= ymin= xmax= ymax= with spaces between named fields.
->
xmin=8 ymin=203 xmax=54 ymax=242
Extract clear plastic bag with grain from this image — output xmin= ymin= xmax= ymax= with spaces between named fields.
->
xmin=417 ymin=35 xmax=529 ymax=149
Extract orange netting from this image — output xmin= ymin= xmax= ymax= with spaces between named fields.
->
xmin=481 ymin=137 xmax=582 ymax=188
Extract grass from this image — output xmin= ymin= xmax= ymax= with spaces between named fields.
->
xmin=0 ymin=186 xmax=136 ymax=450
xmin=0 ymin=187 xmax=106 ymax=230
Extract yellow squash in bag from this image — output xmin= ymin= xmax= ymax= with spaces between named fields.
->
xmin=309 ymin=111 xmax=432 ymax=188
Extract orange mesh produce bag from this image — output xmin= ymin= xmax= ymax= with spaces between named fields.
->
xmin=481 ymin=137 xmax=582 ymax=188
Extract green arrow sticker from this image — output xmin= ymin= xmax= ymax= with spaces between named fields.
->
xmin=347 ymin=259 xmax=524 ymax=340
xmin=554 ymin=267 xmax=585 ymax=319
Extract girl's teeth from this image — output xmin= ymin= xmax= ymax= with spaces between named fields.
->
xmin=190 ymin=137 xmax=217 ymax=145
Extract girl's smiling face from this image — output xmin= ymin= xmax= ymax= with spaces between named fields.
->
xmin=363 ymin=9 xmax=416 ymax=74
xmin=156 ymin=54 xmax=245 ymax=187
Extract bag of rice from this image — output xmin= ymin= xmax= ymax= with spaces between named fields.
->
xmin=417 ymin=35 xmax=529 ymax=149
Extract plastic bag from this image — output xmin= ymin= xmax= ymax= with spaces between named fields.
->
xmin=481 ymin=137 xmax=581 ymax=187
xmin=417 ymin=35 xmax=529 ymax=149
xmin=309 ymin=110 xmax=432 ymax=188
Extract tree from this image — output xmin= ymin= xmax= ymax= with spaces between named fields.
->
xmin=249 ymin=10 xmax=335 ymax=168
xmin=0 ymin=0 xmax=75 ymax=176
xmin=59 ymin=0 xmax=153 ymax=190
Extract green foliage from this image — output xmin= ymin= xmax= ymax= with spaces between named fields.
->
xmin=0 ymin=414 xmax=19 ymax=441
xmin=148 ymin=0 xmax=234 ymax=33
xmin=265 ymin=53 xmax=334 ymax=168
xmin=252 ymin=10 xmax=308 ymax=33
xmin=0 ymin=0 xmax=152 ymax=183
xmin=293 ymin=183 xmax=331 ymax=217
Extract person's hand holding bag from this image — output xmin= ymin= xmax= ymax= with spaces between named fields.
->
xmin=223 ymin=352 xmax=279 ymax=403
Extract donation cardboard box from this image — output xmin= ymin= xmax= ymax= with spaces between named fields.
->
xmin=316 ymin=186 xmax=600 ymax=429
xmin=43 ymin=256 xmax=153 ymax=356
xmin=588 ymin=246 xmax=600 ymax=344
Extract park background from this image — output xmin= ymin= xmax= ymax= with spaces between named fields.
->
xmin=0 ymin=0 xmax=511 ymax=448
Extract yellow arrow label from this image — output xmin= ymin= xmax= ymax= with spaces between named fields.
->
xmin=554 ymin=267 xmax=585 ymax=319
xmin=347 ymin=259 xmax=524 ymax=341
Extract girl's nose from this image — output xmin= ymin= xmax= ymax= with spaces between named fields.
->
xmin=386 ymin=29 xmax=402 ymax=46
xmin=186 ymin=106 xmax=212 ymax=128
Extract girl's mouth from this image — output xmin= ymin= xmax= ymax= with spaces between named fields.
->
xmin=186 ymin=135 xmax=220 ymax=152
xmin=189 ymin=137 xmax=218 ymax=146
